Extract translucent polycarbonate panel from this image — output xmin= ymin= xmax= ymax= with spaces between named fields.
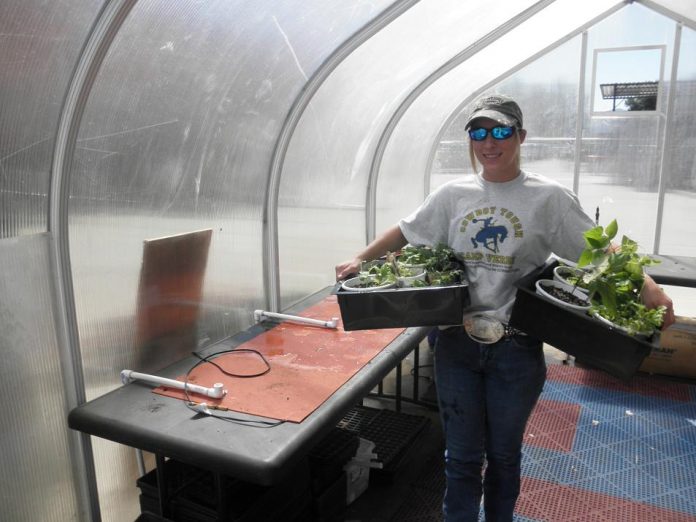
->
xmin=425 ymin=2 xmax=693 ymax=258
xmin=606 ymin=4 xmax=681 ymax=43
xmin=69 ymin=0 xmax=398 ymax=384
xmin=574 ymin=5 xmax=678 ymax=253
xmin=577 ymin=117 xmax=663 ymax=249
xmin=431 ymin=4 xmax=674 ymax=234
xmin=376 ymin=0 xmax=618 ymax=234
xmin=433 ymin=38 xmax=582 ymax=190
xmin=278 ymin=207 xmax=365 ymax=306
xmin=0 ymin=1 xmax=104 ymax=238
xmin=652 ymin=0 xmax=696 ymax=24
xmin=659 ymin=25 xmax=696 ymax=256
xmin=67 ymin=1 xmax=396 ymax=519
xmin=278 ymin=0 xmax=543 ymax=307
xmin=69 ymin=214 xmax=266 ymax=522
xmin=0 ymin=234 xmax=80 ymax=522
xmin=90 ymin=440 xmax=146 ymax=522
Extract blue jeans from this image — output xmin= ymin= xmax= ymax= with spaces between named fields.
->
xmin=434 ymin=327 xmax=546 ymax=522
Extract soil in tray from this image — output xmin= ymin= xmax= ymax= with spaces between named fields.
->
xmin=540 ymin=284 xmax=588 ymax=307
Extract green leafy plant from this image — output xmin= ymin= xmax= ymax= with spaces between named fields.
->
xmin=428 ymin=270 xmax=459 ymax=286
xmin=555 ymin=265 xmax=590 ymax=292
xmin=355 ymin=244 xmax=465 ymax=289
xmin=397 ymin=244 xmax=464 ymax=285
xmin=397 ymin=245 xmax=433 ymax=268
xmin=577 ymin=219 xmax=665 ymax=335
xmin=358 ymin=260 xmax=396 ymax=287
xmin=399 ymin=265 xmax=425 ymax=277
xmin=425 ymin=244 xmax=465 ymax=273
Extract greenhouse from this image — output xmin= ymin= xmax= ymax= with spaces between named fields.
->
xmin=1 ymin=1 xmax=696 ymax=521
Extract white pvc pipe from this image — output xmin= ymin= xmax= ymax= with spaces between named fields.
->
xmin=120 ymin=370 xmax=226 ymax=399
xmin=254 ymin=309 xmax=338 ymax=329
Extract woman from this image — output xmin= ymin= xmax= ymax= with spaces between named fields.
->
xmin=335 ymin=94 xmax=673 ymax=521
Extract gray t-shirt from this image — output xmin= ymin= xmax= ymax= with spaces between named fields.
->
xmin=399 ymin=170 xmax=595 ymax=323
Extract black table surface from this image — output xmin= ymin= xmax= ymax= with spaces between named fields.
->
xmin=646 ymin=255 xmax=696 ymax=288
xmin=68 ymin=287 xmax=428 ymax=485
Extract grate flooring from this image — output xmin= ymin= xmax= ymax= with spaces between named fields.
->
xmin=514 ymin=365 xmax=696 ymax=521
xmin=352 ymin=363 xmax=696 ymax=522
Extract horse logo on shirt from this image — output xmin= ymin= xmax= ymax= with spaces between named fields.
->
xmin=470 ymin=217 xmax=508 ymax=253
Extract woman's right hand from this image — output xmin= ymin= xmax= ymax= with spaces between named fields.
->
xmin=335 ymin=258 xmax=362 ymax=281
xmin=334 ymin=225 xmax=408 ymax=282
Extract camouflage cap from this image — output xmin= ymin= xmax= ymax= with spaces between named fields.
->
xmin=464 ymin=94 xmax=523 ymax=130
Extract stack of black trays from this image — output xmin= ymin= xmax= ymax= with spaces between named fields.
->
xmin=136 ymin=458 xmax=311 ymax=521
xmin=307 ymin=426 xmax=360 ymax=521
xmin=337 ymin=405 xmax=431 ymax=483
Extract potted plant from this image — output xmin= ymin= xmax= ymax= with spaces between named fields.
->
xmin=396 ymin=243 xmax=465 ymax=286
xmin=396 ymin=245 xmax=429 ymax=274
xmin=552 ymin=265 xmax=589 ymax=294
xmin=385 ymin=250 xmax=427 ymax=288
xmin=396 ymin=265 xmax=428 ymax=288
xmin=335 ymin=244 xmax=471 ymax=330
xmin=535 ymin=278 xmax=591 ymax=312
xmin=576 ymin=219 xmax=666 ymax=337
xmin=341 ymin=260 xmax=397 ymax=292
xmin=341 ymin=244 xmax=466 ymax=292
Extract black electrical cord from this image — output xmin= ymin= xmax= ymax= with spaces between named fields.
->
xmin=183 ymin=347 xmax=283 ymax=428
xmin=192 ymin=348 xmax=271 ymax=378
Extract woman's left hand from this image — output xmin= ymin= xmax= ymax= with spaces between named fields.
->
xmin=641 ymin=276 xmax=675 ymax=330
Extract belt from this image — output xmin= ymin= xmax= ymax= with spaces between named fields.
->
xmin=450 ymin=314 xmax=527 ymax=344
xmin=446 ymin=324 xmax=526 ymax=343
xmin=504 ymin=324 xmax=526 ymax=338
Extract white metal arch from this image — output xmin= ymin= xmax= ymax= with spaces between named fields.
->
xmin=49 ymin=1 xmax=139 ymax=520
xmin=264 ymin=0 xmax=420 ymax=312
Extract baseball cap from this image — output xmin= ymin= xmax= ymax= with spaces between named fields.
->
xmin=464 ymin=94 xmax=523 ymax=130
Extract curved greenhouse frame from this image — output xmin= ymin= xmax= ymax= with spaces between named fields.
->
xmin=1 ymin=1 xmax=695 ymax=520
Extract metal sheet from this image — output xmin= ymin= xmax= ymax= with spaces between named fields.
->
xmin=155 ymin=297 xmax=403 ymax=422
xmin=135 ymin=228 xmax=212 ymax=372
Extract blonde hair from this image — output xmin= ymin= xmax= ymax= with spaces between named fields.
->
xmin=468 ymin=141 xmax=478 ymax=173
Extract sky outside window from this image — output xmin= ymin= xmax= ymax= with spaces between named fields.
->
xmin=592 ymin=46 xmax=664 ymax=113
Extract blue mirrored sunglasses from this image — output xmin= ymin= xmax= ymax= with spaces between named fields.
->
xmin=468 ymin=126 xmax=516 ymax=141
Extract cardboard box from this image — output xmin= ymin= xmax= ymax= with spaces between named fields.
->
xmin=639 ymin=316 xmax=696 ymax=378
xmin=509 ymin=261 xmax=656 ymax=381
xmin=334 ymin=282 xmax=469 ymax=331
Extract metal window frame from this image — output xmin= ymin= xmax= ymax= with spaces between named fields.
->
xmin=590 ymin=45 xmax=666 ymax=116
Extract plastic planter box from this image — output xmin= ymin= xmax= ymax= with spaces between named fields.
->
xmin=509 ymin=261 xmax=656 ymax=381
xmin=334 ymin=282 xmax=470 ymax=331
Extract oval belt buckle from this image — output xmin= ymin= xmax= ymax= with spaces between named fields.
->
xmin=463 ymin=314 xmax=505 ymax=344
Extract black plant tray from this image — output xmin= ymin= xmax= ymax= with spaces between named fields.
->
xmin=137 ymin=458 xmax=310 ymax=521
xmin=334 ymin=282 xmax=469 ymax=331
xmin=509 ymin=261 xmax=656 ymax=381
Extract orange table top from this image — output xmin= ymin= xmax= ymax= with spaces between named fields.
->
xmin=154 ymin=296 xmax=404 ymax=422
